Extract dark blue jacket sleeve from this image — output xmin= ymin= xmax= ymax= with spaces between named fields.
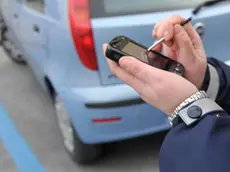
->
xmin=159 ymin=114 xmax=230 ymax=172
xmin=207 ymin=58 xmax=230 ymax=113
xmin=159 ymin=58 xmax=230 ymax=172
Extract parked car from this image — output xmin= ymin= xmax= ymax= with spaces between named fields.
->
xmin=1 ymin=0 xmax=230 ymax=164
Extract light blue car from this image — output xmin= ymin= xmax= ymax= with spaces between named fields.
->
xmin=1 ymin=0 xmax=230 ymax=163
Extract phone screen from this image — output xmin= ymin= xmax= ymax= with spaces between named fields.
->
xmin=121 ymin=42 xmax=169 ymax=69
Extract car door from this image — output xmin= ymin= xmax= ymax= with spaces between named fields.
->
xmin=18 ymin=0 xmax=48 ymax=86
xmin=0 ymin=0 xmax=13 ymax=26
xmin=0 ymin=0 xmax=23 ymax=46
xmin=9 ymin=0 xmax=26 ymax=53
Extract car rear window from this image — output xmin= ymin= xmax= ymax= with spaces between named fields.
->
xmin=90 ymin=0 xmax=206 ymax=18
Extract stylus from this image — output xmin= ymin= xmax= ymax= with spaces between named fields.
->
xmin=147 ymin=17 xmax=193 ymax=51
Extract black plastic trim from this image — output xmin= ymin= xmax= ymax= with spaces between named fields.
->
xmin=85 ymin=98 xmax=145 ymax=109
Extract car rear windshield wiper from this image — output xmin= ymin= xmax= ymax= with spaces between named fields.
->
xmin=193 ymin=0 xmax=230 ymax=15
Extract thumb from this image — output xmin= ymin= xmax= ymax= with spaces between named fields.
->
xmin=174 ymin=25 xmax=194 ymax=56
xmin=119 ymin=56 xmax=160 ymax=83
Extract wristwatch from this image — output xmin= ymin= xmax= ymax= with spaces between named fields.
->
xmin=169 ymin=90 xmax=224 ymax=126
xmin=178 ymin=98 xmax=224 ymax=126
xmin=168 ymin=91 xmax=208 ymax=126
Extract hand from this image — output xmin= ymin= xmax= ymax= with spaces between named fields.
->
xmin=153 ymin=14 xmax=207 ymax=89
xmin=103 ymin=44 xmax=198 ymax=116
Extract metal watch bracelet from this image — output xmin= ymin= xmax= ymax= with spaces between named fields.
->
xmin=168 ymin=91 xmax=208 ymax=126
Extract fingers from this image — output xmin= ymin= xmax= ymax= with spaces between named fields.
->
xmin=174 ymin=25 xmax=194 ymax=58
xmin=103 ymin=43 xmax=145 ymax=90
xmin=119 ymin=56 xmax=162 ymax=83
xmin=103 ymin=42 xmax=162 ymax=83
xmin=106 ymin=57 xmax=135 ymax=85
xmin=153 ymin=14 xmax=203 ymax=48
xmin=153 ymin=20 xmax=174 ymax=47
xmin=154 ymin=14 xmax=184 ymax=37
xmin=163 ymin=32 xmax=174 ymax=47
xmin=103 ymin=43 xmax=162 ymax=87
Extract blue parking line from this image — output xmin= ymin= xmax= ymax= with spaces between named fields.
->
xmin=0 ymin=105 xmax=45 ymax=172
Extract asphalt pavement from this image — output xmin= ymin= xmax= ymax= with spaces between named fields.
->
xmin=0 ymin=47 xmax=166 ymax=172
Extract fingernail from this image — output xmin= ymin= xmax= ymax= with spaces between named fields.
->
xmin=119 ymin=56 xmax=130 ymax=64
xmin=164 ymin=31 xmax=169 ymax=40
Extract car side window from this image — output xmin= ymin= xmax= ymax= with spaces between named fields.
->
xmin=26 ymin=0 xmax=45 ymax=13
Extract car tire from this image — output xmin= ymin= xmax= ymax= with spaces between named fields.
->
xmin=53 ymin=93 xmax=102 ymax=164
xmin=1 ymin=26 xmax=27 ymax=65
xmin=0 ymin=15 xmax=4 ymax=43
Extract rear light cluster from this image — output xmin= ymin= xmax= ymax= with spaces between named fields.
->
xmin=69 ymin=0 xmax=98 ymax=71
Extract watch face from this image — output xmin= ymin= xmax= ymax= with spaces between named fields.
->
xmin=187 ymin=105 xmax=202 ymax=119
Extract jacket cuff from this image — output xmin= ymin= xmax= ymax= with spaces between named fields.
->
xmin=200 ymin=63 xmax=220 ymax=101
xmin=206 ymin=64 xmax=220 ymax=100
xmin=200 ymin=64 xmax=210 ymax=92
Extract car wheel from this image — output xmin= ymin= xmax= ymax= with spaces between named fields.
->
xmin=1 ymin=27 xmax=27 ymax=64
xmin=53 ymin=94 xmax=102 ymax=164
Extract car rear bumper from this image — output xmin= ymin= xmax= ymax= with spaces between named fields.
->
xmin=59 ymin=84 xmax=170 ymax=144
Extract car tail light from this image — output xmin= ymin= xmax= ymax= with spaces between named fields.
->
xmin=68 ymin=0 xmax=98 ymax=71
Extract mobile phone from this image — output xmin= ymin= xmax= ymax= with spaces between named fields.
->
xmin=105 ymin=35 xmax=184 ymax=76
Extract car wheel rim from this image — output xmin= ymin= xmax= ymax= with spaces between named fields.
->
xmin=2 ymin=29 xmax=24 ymax=62
xmin=55 ymin=96 xmax=75 ymax=153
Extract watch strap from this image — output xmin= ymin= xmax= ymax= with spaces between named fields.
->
xmin=169 ymin=91 xmax=208 ymax=125
xmin=178 ymin=98 xmax=224 ymax=126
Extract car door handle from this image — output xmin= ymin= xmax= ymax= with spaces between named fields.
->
xmin=33 ymin=24 xmax=40 ymax=33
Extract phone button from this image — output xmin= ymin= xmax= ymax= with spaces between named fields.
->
xmin=175 ymin=67 xmax=181 ymax=72
xmin=168 ymin=67 xmax=183 ymax=76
